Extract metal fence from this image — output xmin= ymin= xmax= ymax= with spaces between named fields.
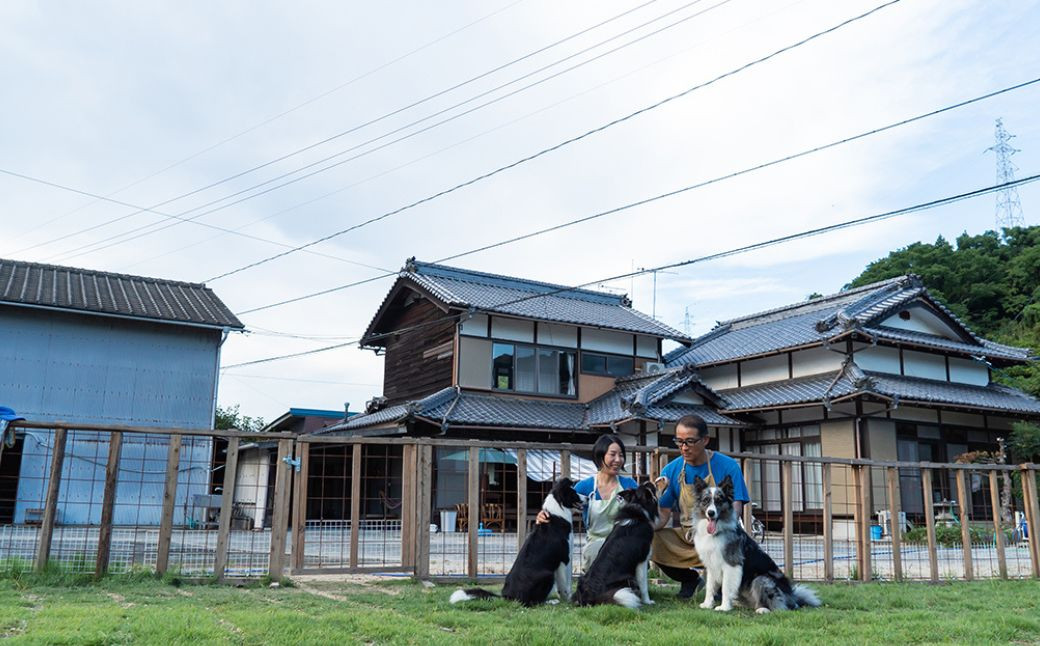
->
xmin=2 ymin=421 xmax=1039 ymax=583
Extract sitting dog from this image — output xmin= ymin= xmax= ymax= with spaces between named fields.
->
xmin=450 ymin=478 xmax=584 ymax=607
xmin=691 ymin=474 xmax=820 ymax=613
xmin=573 ymin=480 xmax=659 ymax=609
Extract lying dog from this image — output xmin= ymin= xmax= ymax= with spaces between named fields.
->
xmin=450 ymin=478 xmax=584 ymax=607
xmin=573 ymin=480 xmax=659 ymax=609
xmin=691 ymin=474 xmax=820 ymax=613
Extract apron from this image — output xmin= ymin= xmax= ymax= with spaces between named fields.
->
xmin=581 ymin=481 xmax=624 ymax=569
xmin=651 ymin=451 xmax=715 ymax=569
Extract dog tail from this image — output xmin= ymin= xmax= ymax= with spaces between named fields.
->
xmin=449 ymin=588 xmax=499 ymax=604
xmin=791 ymin=584 xmax=821 ymax=608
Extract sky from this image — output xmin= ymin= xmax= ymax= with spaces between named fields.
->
xmin=2 ymin=0 xmax=1038 ymax=425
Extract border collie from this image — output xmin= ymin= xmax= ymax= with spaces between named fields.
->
xmin=691 ymin=474 xmax=821 ymax=613
xmin=450 ymin=478 xmax=584 ymax=607
xmin=574 ymin=481 xmax=659 ymax=609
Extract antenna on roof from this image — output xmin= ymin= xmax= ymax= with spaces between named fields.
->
xmin=987 ymin=118 xmax=1025 ymax=232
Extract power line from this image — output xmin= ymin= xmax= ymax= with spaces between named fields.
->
xmin=233 ymin=75 xmax=1040 ymax=316
xmin=0 ymin=168 xmax=392 ymax=274
xmin=117 ymin=0 xmax=808 ymax=274
xmin=204 ymin=0 xmax=903 ymax=283
xmin=47 ymin=0 xmax=728 ymax=265
xmin=21 ymin=0 xmax=666 ymax=261
xmin=0 ymin=0 xmax=527 ymax=254
xmin=223 ymin=173 xmax=1040 ymax=369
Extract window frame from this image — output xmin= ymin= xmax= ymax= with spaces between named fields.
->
xmin=488 ymin=338 xmax=578 ymax=399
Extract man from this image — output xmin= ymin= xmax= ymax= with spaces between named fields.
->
xmin=652 ymin=414 xmax=750 ymax=599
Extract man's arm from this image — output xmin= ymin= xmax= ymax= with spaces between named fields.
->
xmin=655 ymin=506 xmax=672 ymax=530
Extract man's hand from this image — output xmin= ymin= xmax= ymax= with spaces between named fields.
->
xmin=655 ymin=506 xmax=672 ymax=530
xmin=535 ymin=509 xmax=550 ymax=525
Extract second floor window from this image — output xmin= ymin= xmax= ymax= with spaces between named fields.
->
xmin=492 ymin=342 xmax=576 ymax=396
xmin=581 ymin=351 xmax=634 ymax=377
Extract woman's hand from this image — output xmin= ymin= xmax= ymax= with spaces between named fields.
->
xmin=654 ymin=475 xmax=669 ymax=491
xmin=535 ymin=509 xmax=550 ymax=524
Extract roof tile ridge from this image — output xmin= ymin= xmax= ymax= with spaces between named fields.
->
xmin=0 ymin=256 xmax=209 ymax=288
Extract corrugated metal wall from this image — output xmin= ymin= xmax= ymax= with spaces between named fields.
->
xmin=1 ymin=307 xmax=223 ymax=525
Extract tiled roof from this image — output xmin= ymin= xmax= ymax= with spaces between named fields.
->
xmin=668 ymin=275 xmax=1032 ymax=366
xmin=364 ymin=259 xmax=690 ymax=343
xmin=0 ymin=258 xmax=242 ymax=329
xmin=715 ymin=359 xmax=1040 ymax=416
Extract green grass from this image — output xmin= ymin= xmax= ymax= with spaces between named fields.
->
xmin=0 ymin=574 xmax=1038 ymax=645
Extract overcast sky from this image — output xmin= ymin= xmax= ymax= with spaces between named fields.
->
xmin=2 ymin=0 xmax=1038 ymax=424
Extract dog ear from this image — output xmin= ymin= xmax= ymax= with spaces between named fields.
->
xmin=693 ymin=475 xmax=708 ymax=493
xmin=718 ymin=474 xmax=734 ymax=497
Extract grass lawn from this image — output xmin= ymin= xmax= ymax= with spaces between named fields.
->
xmin=1 ymin=574 xmax=1039 ymax=645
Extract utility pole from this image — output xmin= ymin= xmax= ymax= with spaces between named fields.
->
xmin=987 ymin=118 xmax=1025 ymax=231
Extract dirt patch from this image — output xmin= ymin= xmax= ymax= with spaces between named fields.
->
xmin=289 ymin=574 xmax=405 ymax=597
xmin=105 ymin=592 xmax=135 ymax=609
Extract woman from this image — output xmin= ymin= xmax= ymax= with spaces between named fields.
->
xmin=537 ymin=434 xmax=638 ymax=569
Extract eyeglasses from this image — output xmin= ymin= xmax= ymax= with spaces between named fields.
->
xmin=674 ymin=437 xmax=707 ymax=448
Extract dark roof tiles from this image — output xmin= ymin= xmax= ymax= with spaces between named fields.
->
xmin=0 ymin=258 xmax=242 ymax=329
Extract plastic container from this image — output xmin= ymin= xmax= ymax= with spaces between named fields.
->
xmin=870 ymin=524 xmax=883 ymax=540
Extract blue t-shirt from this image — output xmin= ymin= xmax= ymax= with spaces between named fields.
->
xmin=658 ymin=452 xmax=749 ymax=509
xmin=574 ymin=475 xmax=638 ymax=525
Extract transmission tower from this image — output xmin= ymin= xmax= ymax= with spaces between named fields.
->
xmin=986 ymin=118 xmax=1025 ymax=230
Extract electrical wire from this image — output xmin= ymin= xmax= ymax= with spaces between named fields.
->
xmin=47 ymin=0 xmax=730 ymax=265
xmin=233 ymin=75 xmax=1040 ymax=316
xmin=201 ymin=0 xmax=902 ymax=283
xmin=221 ymin=172 xmax=1040 ymax=369
xmin=16 ymin=0 xmax=666 ymax=260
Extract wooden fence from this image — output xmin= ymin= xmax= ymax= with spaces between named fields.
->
xmin=3 ymin=421 xmax=1039 ymax=583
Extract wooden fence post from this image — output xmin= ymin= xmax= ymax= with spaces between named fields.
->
xmin=781 ymin=460 xmax=794 ymax=579
xmin=156 ymin=434 xmax=182 ymax=575
xmin=560 ymin=449 xmax=571 ymax=480
xmin=415 ymin=443 xmax=432 ymax=580
xmin=922 ymin=468 xmax=939 ymax=583
xmin=468 ymin=446 xmax=480 ymax=580
xmin=822 ymin=463 xmax=833 ymax=582
xmin=350 ymin=443 xmax=362 ymax=568
xmin=95 ymin=431 xmax=124 ymax=578
xmin=516 ymin=448 xmax=528 ymax=549
xmin=1022 ymin=465 xmax=1040 ymax=579
xmin=400 ymin=444 xmax=417 ymax=568
xmin=885 ymin=467 xmax=902 ymax=582
xmin=291 ymin=442 xmax=310 ymax=572
xmin=35 ymin=426 xmax=67 ymax=572
xmin=266 ymin=439 xmax=291 ymax=579
xmin=854 ymin=465 xmax=872 ymax=582
xmin=214 ymin=437 xmax=241 ymax=582
xmin=988 ymin=470 xmax=1007 ymax=579
xmin=955 ymin=469 xmax=973 ymax=580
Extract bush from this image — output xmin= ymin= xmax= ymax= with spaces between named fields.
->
xmin=903 ymin=524 xmax=1010 ymax=546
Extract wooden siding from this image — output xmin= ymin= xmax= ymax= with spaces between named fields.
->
xmin=382 ymin=298 xmax=455 ymax=404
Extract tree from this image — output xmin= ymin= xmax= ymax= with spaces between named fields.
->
xmin=214 ymin=404 xmax=265 ymax=432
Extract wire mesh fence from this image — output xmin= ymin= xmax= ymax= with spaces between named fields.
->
xmin=2 ymin=422 xmax=1038 ymax=583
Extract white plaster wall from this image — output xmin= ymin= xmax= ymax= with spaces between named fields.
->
xmin=856 ymin=345 xmax=900 ymax=374
xmin=699 ymin=364 xmax=738 ymax=390
xmin=491 ymin=317 xmax=534 ymax=342
xmin=458 ymin=337 xmax=492 ymax=388
xmin=459 ymin=313 xmax=488 ymax=337
xmin=636 ymin=335 xmax=658 ymax=358
xmin=537 ymin=322 xmax=578 ymax=348
xmin=948 ymin=356 xmax=989 ymax=386
xmin=581 ymin=327 xmax=633 ymax=354
xmin=739 ymin=354 xmax=789 ymax=386
xmin=791 ymin=347 xmax=843 ymax=378
xmin=903 ymin=350 xmax=947 ymax=380
xmin=880 ymin=307 xmax=959 ymax=339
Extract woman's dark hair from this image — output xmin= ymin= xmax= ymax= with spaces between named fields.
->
xmin=592 ymin=434 xmax=626 ymax=469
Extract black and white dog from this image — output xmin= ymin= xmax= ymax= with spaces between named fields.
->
xmin=691 ymin=475 xmax=821 ymax=613
xmin=450 ymin=478 xmax=585 ymax=607
xmin=574 ymin=481 xmax=659 ymax=609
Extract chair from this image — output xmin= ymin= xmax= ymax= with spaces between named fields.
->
xmin=455 ymin=503 xmax=469 ymax=532
xmin=482 ymin=503 xmax=505 ymax=532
